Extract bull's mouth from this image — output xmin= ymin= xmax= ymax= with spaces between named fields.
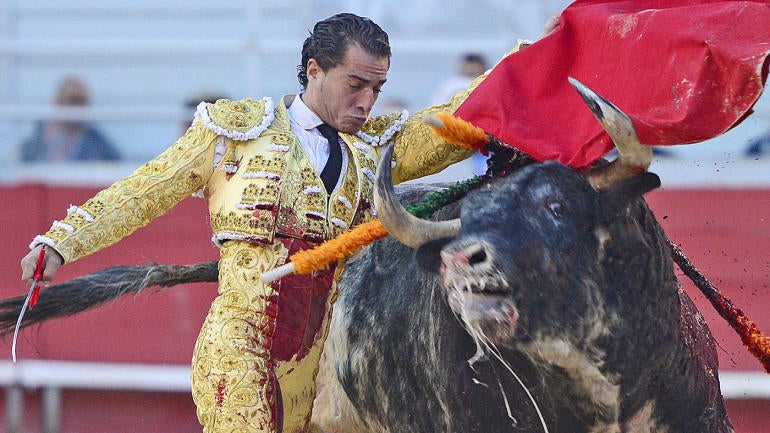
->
xmin=440 ymin=240 xmax=521 ymax=357
xmin=446 ymin=290 xmax=519 ymax=351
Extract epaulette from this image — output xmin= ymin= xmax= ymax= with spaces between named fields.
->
xmin=355 ymin=109 xmax=409 ymax=147
xmin=195 ymin=97 xmax=276 ymax=141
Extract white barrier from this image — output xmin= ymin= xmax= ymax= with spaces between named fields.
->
xmin=0 ymin=360 xmax=767 ymax=433
xmin=0 ymin=360 xmax=190 ymax=433
xmin=0 ymin=360 xmax=190 ymax=392
xmin=4 ymin=360 xmax=766 ymax=397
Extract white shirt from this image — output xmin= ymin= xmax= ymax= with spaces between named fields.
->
xmin=288 ymin=95 xmax=349 ymax=192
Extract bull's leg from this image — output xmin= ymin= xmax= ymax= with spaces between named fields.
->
xmin=310 ymin=348 xmax=371 ymax=433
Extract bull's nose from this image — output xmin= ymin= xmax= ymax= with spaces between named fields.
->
xmin=440 ymin=240 xmax=507 ymax=294
xmin=442 ymin=242 xmax=489 ymax=270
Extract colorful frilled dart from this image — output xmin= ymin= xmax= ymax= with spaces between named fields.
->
xmin=671 ymin=243 xmax=770 ymax=373
xmin=261 ymin=219 xmax=388 ymax=283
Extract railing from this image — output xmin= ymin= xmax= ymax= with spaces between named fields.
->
xmin=0 ymin=360 xmax=767 ymax=433
xmin=0 ymin=360 xmax=189 ymax=433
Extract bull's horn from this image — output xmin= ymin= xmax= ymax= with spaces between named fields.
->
xmin=374 ymin=142 xmax=461 ymax=249
xmin=568 ymin=77 xmax=652 ymax=190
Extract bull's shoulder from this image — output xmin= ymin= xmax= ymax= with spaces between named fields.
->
xmin=394 ymin=182 xmax=452 ymax=204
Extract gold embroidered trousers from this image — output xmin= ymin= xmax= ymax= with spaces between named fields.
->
xmin=191 ymin=239 xmax=336 ymax=433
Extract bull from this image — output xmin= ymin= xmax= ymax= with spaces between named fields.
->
xmin=0 ymin=81 xmax=734 ymax=433
xmin=310 ymin=81 xmax=733 ymax=433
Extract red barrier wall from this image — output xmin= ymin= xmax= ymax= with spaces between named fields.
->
xmin=0 ymin=184 xmax=767 ymax=432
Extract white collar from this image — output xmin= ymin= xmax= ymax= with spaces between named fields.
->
xmin=288 ymin=93 xmax=410 ymax=147
xmin=288 ymin=94 xmax=325 ymax=131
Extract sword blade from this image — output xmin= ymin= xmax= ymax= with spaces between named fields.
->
xmin=12 ymin=283 xmax=37 ymax=363
xmin=12 ymin=247 xmax=46 ymax=363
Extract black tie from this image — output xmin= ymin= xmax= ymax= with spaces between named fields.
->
xmin=317 ymin=123 xmax=343 ymax=194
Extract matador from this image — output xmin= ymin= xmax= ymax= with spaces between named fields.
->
xmin=20 ymin=12 xmax=541 ymax=433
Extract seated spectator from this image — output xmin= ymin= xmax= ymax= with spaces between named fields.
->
xmin=430 ymin=53 xmax=491 ymax=176
xmin=429 ymin=52 xmax=489 ymax=105
xmin=20 ymin=76 xmax=120 ymax=163
xmin=744 ymin=130 xmax=770 ymax=157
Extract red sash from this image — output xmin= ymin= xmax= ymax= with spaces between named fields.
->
xmin=268 ymin=237 xmax=335 ymax=362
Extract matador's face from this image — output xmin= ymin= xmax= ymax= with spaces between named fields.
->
xmin=303 ymin=43 xmax=389 ymax=134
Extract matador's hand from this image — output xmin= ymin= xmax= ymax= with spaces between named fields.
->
xmin=540 ymin=14 xmax=561 ymax=40
xmin=21 ymin=245 xmax=63 ymax=288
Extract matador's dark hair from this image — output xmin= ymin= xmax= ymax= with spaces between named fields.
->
xmin=297 ymin=13 xmax=391 ymax=89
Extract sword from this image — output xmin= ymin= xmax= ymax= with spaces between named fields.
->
xmin=12 ymin=246 xmax=47 ymax=363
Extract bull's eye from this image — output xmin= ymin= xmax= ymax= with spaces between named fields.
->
xmin=548 ymin=202 xmax=564 ymax=218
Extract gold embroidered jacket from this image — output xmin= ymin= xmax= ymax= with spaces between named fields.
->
xmin=32 ymin=81 xmax=488 ymax=264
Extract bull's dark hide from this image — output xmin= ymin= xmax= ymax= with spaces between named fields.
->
xmin=315 ymin=162 xmax=732 ymax=433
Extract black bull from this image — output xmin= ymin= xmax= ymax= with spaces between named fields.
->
xmin=310 ymin=161 xmax=732 ymax=433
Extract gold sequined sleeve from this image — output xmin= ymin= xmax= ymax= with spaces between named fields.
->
xmin=390 ymin=45 xmax=524 ymax=184
xmin=37 ymin=122 xmax=219 ymax=264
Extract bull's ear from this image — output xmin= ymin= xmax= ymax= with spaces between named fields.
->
xmin=415 ymin=237 xmax=453 ymax=272
xmin=598 ymin=172 xmax=661 ymax=221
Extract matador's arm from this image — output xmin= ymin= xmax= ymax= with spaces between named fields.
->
xmin=29 ymin=122 xmax=219 ymax=265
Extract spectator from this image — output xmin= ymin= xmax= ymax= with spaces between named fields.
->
xmin=20 ymin=76 xmax=121 ymax=163
xmin=429 ymin=52 xmax=489 ymax=105
xmin=430 ymin=53 xmax=491 ymax=176
xmin=745 ymin=129 xmax=770 ymax=157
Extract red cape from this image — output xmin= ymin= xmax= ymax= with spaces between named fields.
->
xmin=455 ymin=0 xmax=770 ymax=168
